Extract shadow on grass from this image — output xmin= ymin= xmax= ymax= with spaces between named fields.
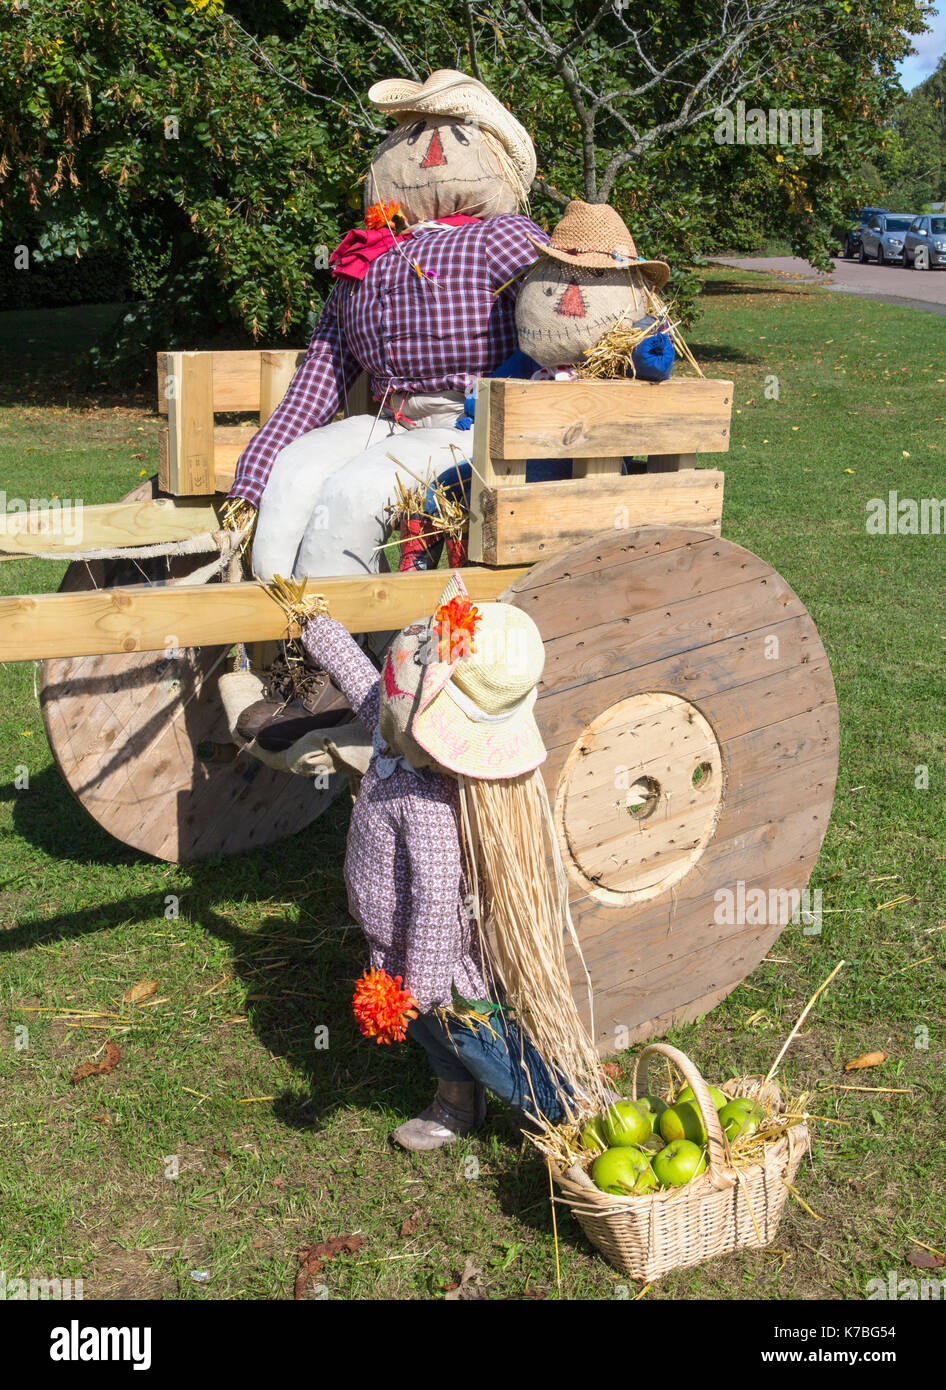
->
xmin=2 ymin=765 xmax=438 ymax=1134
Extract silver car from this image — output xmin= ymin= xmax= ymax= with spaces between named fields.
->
xmin=903 ymin=214 xmax=946 ymax=270
xmin=858 ymin=214 xmax=916 ymax=265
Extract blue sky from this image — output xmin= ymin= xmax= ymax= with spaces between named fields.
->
xmin=897 ymin=6 xmax=945 ymax=88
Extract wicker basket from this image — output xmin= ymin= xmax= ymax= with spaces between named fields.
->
xmin=552 ymin=1043 xmax=810 ymax=1282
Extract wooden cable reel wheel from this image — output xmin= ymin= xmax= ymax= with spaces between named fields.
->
xmin=503 ymin=524 xmax=838 ymax=1050
xmin=39 ymin=477 xmax=343 ymax=862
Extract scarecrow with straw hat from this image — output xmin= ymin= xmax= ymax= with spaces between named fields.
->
xmin=267 ymin=576 xmax=607 ymax=1150
xmin=227 ymin=70 xmax=545 ymax=597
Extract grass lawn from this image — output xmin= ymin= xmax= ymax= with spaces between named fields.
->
xmin=0 ymin=272 xmax=943 ymax=1301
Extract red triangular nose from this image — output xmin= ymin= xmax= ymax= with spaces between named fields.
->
xmin=420 ymin=129 xmax=447 ymax=168
xmin=556 ymin=280 xmax=586 ymax=318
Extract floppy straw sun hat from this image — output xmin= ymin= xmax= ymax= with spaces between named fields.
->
xmin=367 ymin=69 xmax=537 ymax=203
xmin=528 ymin=199 xmax=670 ymax=288
xmin=378 ymin=573 xmax=547 ymax=780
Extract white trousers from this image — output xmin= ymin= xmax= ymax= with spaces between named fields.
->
xmin=251 ymin=415 xmax=467 ymax=581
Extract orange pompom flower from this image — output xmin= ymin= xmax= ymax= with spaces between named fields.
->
xmin=352 ymin=968 xmax=419 ymax=1044
xmin=433 ymin=595 xmax=481 ymax=663
xmin=365 ymin=201 xmax=403 ymax=231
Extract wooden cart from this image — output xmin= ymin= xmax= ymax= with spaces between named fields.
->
xmin=0 ymin=351 xmax=838 ymax=1047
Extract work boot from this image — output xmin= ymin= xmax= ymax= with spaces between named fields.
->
xmin=391 ymin=1080 xmax=486 ymax=1152
xmin=397 ymin=513 xmax=443 ymax=572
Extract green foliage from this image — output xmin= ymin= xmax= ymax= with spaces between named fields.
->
xmin=0 ymin=0 xmax=927 ymax=369
xmin=879 ymin=56 xmax=946 ymax=210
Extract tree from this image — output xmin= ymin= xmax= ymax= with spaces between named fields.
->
xmin=0 ymin=0 xmax=926 ymax=378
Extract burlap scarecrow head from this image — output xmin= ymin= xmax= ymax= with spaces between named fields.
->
xmin=515 ymin=200 xmax=671 ymax=369
xmin=364 ymin=69 xmax=536 ymax=224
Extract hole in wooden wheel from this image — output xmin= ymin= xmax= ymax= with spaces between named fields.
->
xmin=554 ymin=692 xmax=725 ymax=907
xmin=626 ymin=776 xmax=660 ymax=820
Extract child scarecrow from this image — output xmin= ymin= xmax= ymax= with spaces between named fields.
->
xmin=270 ymin=574 xmax=605 ymax=1151
xmin=411 ymin=201 xmax=676 ymax=567
xmin=228 ymin=69 xmax=546 ymax=595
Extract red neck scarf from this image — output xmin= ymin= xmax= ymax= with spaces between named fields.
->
xmin=329 ymin=215 xmax=480 ymax=281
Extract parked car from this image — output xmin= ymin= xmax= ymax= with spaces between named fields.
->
xmin=903 ymin=214 xmax=946 ymax=269
xmin=841 ymin=208 xmax=889 ymax=259
xmin=858 ymin=213 xmax=916 ymax=264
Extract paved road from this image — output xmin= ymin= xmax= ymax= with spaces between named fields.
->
xmin=712 ymin=254 xmax=946 ymax=316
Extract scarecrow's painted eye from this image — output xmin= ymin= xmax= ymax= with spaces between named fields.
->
xmin=544 ymin=285 xmax=555 ymax=296
xmin=451 ymin=125 xmax=471 ymax=145
xmin=407 ymin=122 xmax=426 ymax=144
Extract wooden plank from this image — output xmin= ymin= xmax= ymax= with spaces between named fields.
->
xmin=343 ymin=371 xmax=373 ymax=417
xmin=572 ymin=456 xmax=623 ymax=478
xmin=467 ymin=377 xmax=527 ymax=563
xmin=646 ymin=452 xmax=697 ymax=472
xmin=480 ymin=470 xmax=723 ymax=564
xmin=260 ymin=350 xmax=304 ymax=424
xmin=490 ymin=377 xmax=733 ymax=459
xmin=161 ymin=352 xmax=215 ymax=496
xmin=0 ymin=496 xmax=220 ymax=556
xmin=156 ymin=348 xmax=305 ymax=415
xmin=0 ymin=568 xmax=530 ymax=661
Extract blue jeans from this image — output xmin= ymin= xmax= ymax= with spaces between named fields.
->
xmin=406 ymin=1008 xmax=570 ymax=1124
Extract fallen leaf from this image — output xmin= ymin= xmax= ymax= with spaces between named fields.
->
xmin=91 ymin=1110 xmax=112 ymax=1126
xmin=273 ymin=1176 xmax=285 ymax=1189
xmin=600 ymin=1062 xmax=622 ymax=1079
xmin=844 ymin=1051 xmax=888 ymax=1071
xmin=70 ymin=1040 xmax=121 ymax=1085
xmin=123 ymin=980 xmax=158 ymax=1006
xmin=399 ymin=1210 xmax=422 ymax=1238
xmin=295 ymin=1234 xmax=365 ymax=1299
xmin=444 ymin=1258 xmax=483 ymax=1301
xmin=906 ymin=1249 xmax=945 ymax=1270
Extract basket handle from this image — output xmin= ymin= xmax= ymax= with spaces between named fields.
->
xmin=631 ymin=1041 xmax=734 ymax=1190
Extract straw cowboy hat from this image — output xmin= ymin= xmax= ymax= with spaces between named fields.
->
xmin=527 ymin=199 xmax=670 ymax=288
xmin=368 ymin=69 xmax=537 ymax=203
xmin=378 ymin=573 xmax=547 ymax=780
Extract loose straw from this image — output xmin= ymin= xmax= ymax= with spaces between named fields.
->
xmin=763 ymin=960 xmax=846 ymax=1087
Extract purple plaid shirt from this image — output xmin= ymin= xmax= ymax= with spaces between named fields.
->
xmin=230 ymin=213 xmax=549 ymax=506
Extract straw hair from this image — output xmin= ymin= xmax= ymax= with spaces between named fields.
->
xmin=457 ymin=768 xmax=607 ymax=1121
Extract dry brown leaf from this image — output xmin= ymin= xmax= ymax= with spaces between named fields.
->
xmin=444 ymin=1258 xmax=483 ymax=1301
xmin=70 ymin=1040 xmax=121 ymax=1085
xmin=844 ymin=1051 xmax=888 ymax=1071
xmin=91 ymin=1110 xmax=112 ymax=1126
xmin=399 ymin=1210 xmax=422 ymax=1238
xmin=600 ymin=1062 xmax=622 ymax=1079
xmin=906 ymin=1249 xmax=945 ymax=1270
xmin=123 ymin=980 xmax=158 ymax=1006
xmin=294 ymin=1234 xmax=365 ymax=1299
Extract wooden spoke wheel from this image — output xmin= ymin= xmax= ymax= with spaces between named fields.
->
xmin=503 ymin=525 xmax=838 ymax=1051
xmin=39 ymin=478 xmax=343 ymax=862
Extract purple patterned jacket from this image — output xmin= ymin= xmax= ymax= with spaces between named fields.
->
xmin=230 ymin=214 xmax=548 ymax=507
xmin=301 ymin=614 xmax=487 ymax=1014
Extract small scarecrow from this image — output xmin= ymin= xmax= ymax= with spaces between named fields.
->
xmin=269 ymin=575 xmax=606 ymax=1151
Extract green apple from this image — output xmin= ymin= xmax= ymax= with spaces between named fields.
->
xmin=635 ymin=1094 xmax=669 ymax=1132
xmin=651 ymin=1139 xmax=707 ymax=1188
xmin=592 ymin=1145 xmax=658 ymax=1196
xmin=580 ymin=1115 xmax=609 ymax=1154
xmin=677 ymin=1083 xmax=728 ymax=1112
xmin=718 ymin=1098 xmax=766 ymax=1142
xmin=602 ymin=1099 xmax=652 ymax=1149
xmin=641 ymin=1132 xmax=666 ymax=1154
xmin=659 ymin=1100 xmax=708 ymax=1145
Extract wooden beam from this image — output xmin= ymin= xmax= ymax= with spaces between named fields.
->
xmin=0 ymin=568 xmax=529 ymax=662
xmin=260 ymin=350 xmax=304 ymax=424
xmin=467 ymin=377 xmax=526 ymax=563
xmin=156 ymin=348 xmax=305 ymax=415
xmin=646 ymin=452 xmax=697 ymax=472
xmin=0 ymin=497 xmax=220 ymax=556
xmin=490 ymin=377 xmax=733 ymax=459
xmin=160 ymin=352 xmax=215 ymax=495
xmin=478 ymin=470 xmax=724 ymax=565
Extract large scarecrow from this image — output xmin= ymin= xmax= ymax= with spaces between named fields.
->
xmin=228 ymin=70 xmax=545 ymax=596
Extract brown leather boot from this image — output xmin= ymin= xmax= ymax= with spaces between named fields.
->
xmin=391 ymin=1080 xmax=486 ymax=1152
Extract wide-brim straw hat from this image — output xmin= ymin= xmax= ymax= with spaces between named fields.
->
xmin=378 ymin=572 xmax=547 ymax=780
xmin=368 ymin=68 xmax=537 ymax=202
xmin=528 ymin=199 xmax=670 ymax=287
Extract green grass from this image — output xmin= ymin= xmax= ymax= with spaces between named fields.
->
xmin=0 ymin=274 xmax=944 ymax=1301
